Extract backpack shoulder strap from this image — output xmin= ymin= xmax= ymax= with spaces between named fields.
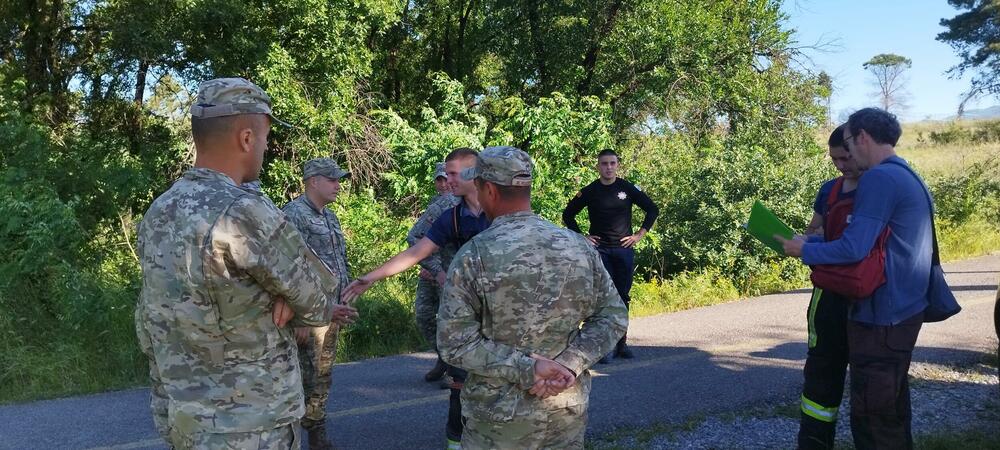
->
xmin=883 ymin=159 xmax=940 ymax=265
xmin=826 ymin=176 xmax=845 ymax=207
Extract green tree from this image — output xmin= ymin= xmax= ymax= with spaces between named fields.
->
xmin=371 ymin=0 xmax=821 ymax=137
xmin=0 ymin=0 xmax=838 ymax=401
xmin=863 ymin=53 xmax=912 ymax=113
xmin=938 ymin=0 xmax=1000 ymax=117
xmin=817 ymin=71 xmax=833 ymax=125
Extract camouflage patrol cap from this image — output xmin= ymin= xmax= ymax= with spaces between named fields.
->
xmin=461 ymin=146 xmax=532 ymax=186
xmin=190 ymin=77 xmax=290 ymax=127
xmin=434 ymin=162 xmax=447 ymax=180
xmin=303 ymin=157 xmax=351 ymax=180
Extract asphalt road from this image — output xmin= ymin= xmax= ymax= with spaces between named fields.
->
xmin=1 ymin=255 xmax=997 ymax=450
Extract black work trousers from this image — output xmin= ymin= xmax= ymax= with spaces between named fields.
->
xmin=847 ymin=311 xmax=923 ymax=450
xmin=445 ymin=366 xmax=467 ymax=441
xmin=994 ymin=291 xmax=999 ymax=394
xmin=798 ymin=288 xmax=850 ymax=450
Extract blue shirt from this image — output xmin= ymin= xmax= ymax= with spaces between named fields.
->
xmin=812 ymin=177 xmax=857 ymax=217
xmin=425 ymin=199 xmax=492 ymax=249
xmin=802 ymin=156 xmax=933 ymax=325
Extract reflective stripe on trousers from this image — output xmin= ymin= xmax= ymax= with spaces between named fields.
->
xmin=807 ymin=288 xmax=822 ymax=348
xmin=801 ymin=394 xmax=839 ymax=423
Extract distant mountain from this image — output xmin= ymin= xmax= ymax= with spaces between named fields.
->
xmin=953 ymin=105 xmax=1000 ymax=120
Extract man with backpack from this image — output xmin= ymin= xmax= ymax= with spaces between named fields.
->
xmin=796 ymin=124 xmax=863 ymax=449
xmin=342 ymin=147 xmax=489 ymax=450
xmin=406 ymin=161 xmax=460 ymax=383
xmin=779 ymin=108 xmax=933 ymax=449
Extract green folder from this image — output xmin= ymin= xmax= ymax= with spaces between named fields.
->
xmin=746 ymin=200 xmax=794 ymax=254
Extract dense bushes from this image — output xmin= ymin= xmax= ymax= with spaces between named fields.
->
xmin=0 ymin=170 xmax=146 ymax=403
xmin=930 ymin=156 xmax=1000 ymax=225
xmin=925 ymin=120 xmax=1000 ymax=146
xmin=2 ymin=0 xmax=997 ymax=404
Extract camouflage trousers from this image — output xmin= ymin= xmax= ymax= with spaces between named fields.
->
xmin=461 ymin=404 xmax=588 ymax=450
xmin=168 ymin=423 xmax=300 ymax=450
xmin=297 ymin=324 xmax=340 ymax=429
xmin=414 ymin=278 xmax=442 ymax=350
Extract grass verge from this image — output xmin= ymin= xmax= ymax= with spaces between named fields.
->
xmin=939 ymin=216 xmax=1000 ymax=262
xmin=916 ymin=429 xmax=1000 ymax=450
xmin=628 ymin=215 xmax=999 ymax=320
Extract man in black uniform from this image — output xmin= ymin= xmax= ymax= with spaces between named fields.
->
xmin=563 ymin=149 xmax=659 ymax=362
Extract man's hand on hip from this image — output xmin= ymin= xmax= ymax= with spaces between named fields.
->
xmin=620 ymin=229 xmax=647 ymax=248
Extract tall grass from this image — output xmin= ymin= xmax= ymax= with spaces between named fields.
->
xmin=626 ymin=120 xmax=1000 ymax=319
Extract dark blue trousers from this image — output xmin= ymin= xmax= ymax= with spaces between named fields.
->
xmin=598 ymin=246 xmax=635 ymax=308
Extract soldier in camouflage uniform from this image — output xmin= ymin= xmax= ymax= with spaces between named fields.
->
xmin=433 ymin=161 xmax=452 ymax=195
xmin=134 ymin=78 xmax=358 ymax=450
xmin=281 ymin=157 xmax=352 ymax=449
xmin=406 ymin=162 xmax=460 ymax=382
xmin=438 ymin=146 xmax=629 ymax=449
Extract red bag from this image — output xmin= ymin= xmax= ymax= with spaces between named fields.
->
xmin=809 ymin=177 xmax=890 ymax=300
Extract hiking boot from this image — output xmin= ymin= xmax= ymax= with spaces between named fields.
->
xmin=306 ymin=424 xmax=335 ymax=450
xmin=424 ymin=358 xmax=447 ymax=382
xmin=615 ymin=334 xmax=634 ymax=359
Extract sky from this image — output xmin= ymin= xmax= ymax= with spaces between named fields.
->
xmin=781 ymin=0 xmax=990 ymax=122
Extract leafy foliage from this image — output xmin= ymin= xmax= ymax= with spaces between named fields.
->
xmin=938 ymin=0 xmax=1000 ymax=114
xmin=5 ymin=0 xmax=989 ymax=402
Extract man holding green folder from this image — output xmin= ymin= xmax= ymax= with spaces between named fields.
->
xmin=744 ymin=125 xmax=863 ymax=448
xmin=777 ymin=108 xmax=932 ymax=450
xmin=795 ymin=124 xmax=862 ymax=450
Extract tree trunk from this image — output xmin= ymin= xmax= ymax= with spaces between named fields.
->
xmin=526 ymin=0 xmax=548 ymax=93
xmin=577 ymin=0 xmax=622 ymax=95
xmin=381 ymin=0 xmax=410 ymax=103
xmin=442 ymin=10 xmax=454 ymax=77
xmin=455 ymin=0 xmax=476 ymax=76
xmin=133 ymin=60 xmax=149 ymax=105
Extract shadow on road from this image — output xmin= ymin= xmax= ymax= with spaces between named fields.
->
xmin=950 ymin=283 xmax=999 ymax=292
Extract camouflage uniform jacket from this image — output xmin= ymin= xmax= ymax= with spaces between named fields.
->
xmin=438 ymin=211 xmax=628 ymax=423
xmin=282 ymin=195 xmax=350 ymax=290
xmin=406 ymin=193 xmax=461 ymax=274
xmin=134 ymin=168 xmax=342 ymax=436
